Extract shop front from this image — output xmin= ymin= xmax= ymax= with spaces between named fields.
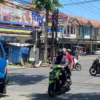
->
xmin=0 ymin=22 xmax=39 ymax=64
xmin=58 ymin=38 xmax=97 ymax=55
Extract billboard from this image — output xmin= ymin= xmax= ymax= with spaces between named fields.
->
xmin=0 ymin=5 xmax=32 ymax=25
xmin=0 ymin=5 xmax=45 ymax=27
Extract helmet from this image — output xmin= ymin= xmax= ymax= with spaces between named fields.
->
xmin=57 ymin=48 xmax=63 ymax=55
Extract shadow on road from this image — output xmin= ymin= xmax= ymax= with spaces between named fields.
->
xmin=24 ymin=92 xmax=100 ymax=100
xmin=0 ymin=94 xmax=9 ymax=98
xmin=8 ymin=73 xmax=47 ymax=86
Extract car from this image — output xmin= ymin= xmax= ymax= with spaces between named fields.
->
xmin=95 ymin=48 xmax=100 ymax=55
xmin=0 ymin=42 xmax=8 ymax=94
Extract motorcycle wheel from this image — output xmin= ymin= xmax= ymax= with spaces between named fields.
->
xmin=89 ymin=67 xmax=97 ymax=76
xmin=48 ymin=83 xmax=56 ymax=97
xmin=75 ymin=63 xmax=82 ymax=71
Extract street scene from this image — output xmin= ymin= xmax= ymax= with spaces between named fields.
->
xmin=0 ymin=55 xmax=100 ymax=100
xmin=0 ymin=0 xmax=100 ymax=100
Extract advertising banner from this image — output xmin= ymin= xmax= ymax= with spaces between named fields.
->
xmin=0 ymin=5 xmax=32 ymax=25
xmin=32 ymin=12 xmax=45 ymax=27
xmin=48 ymin=17 xmax=68 ymax=32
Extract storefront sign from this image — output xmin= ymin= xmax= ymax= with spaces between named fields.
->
xmin=0 ymin=4 xmax=45 ymax=28
xmin=0 ymin=5 xmax=32 ymax=25
xmin=47 ymin=16 xmax=68 ymax=32
xmin=0 ymin=24 xmax=36 ymax=34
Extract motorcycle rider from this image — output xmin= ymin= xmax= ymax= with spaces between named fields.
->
xmin=63 ymin=48 xmax=72 ymax=79
xmin=53 ymin=48 xmax=71 ymax=84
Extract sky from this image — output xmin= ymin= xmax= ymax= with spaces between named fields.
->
xmin=59 ymin=0 xmax=100 ymax=21
xmin=16 ymin=0 xmax=100 ymax=21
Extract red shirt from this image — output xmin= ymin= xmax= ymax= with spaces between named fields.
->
xmin=66 ymin=54 xmax=72 ymax=64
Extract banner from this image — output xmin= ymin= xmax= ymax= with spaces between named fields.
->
xmin=48 ymin=18 xmax=68 ymax=27
xmin=48 ymin=17 xmax=68 ymax=32
xmin=32 ymin=12 xmax=45 ymax=27
xmin=0 ymin=5 xmax=32 ymax=25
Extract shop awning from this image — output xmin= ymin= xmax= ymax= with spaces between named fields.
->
xmin=0 ymin=24 xmax=40 ymax=34
xmin=7 ymin=43 xmax=33 ymax=47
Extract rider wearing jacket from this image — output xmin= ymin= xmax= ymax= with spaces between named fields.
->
xmin=53 ymin=49 xmax=71 ymax=83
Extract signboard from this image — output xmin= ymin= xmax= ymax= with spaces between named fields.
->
xmin=48 ymin=16 xmax=68 ymax=32
xmin=0 ymin=5 xmax=32 ymax=25
xmin=32 ymin=12 xmax=45 ymax=27
xmin=0 ymin=5 xmax=45 ymax=27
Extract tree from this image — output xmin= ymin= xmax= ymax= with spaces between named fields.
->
xmin=32 ymin=0 xmax=62 ymax=63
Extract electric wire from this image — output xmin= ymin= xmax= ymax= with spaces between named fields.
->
xmin=64 ymin=0 xmax=100 ymax=6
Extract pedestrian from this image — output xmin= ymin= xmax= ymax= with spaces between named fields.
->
xmin=74 ymin=48 xmax=80 ymax=60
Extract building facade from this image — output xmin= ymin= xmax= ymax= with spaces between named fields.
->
xmin=59 ymin=17 xmax=100 ymax=54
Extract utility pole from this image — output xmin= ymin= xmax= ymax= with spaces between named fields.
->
xmin=51 ymin=9 xmax=59 ymax=60
xmin=55 ymin=9 xmax=59 ymax=55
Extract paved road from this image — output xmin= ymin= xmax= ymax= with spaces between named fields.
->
xmin=1 ymin=55 xmax=100 ymax=100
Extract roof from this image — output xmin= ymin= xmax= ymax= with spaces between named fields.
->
xmin=90 ymin=20 xmax=100 ymax=28
xmin=74 ymin=17 xmax=100 ymax=28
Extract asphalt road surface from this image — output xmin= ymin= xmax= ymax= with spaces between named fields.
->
xmin=1 ymin=55 xmax=100 ymax=100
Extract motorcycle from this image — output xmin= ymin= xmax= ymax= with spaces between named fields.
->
xmin=89 ymin=58 xmax=100 ymax=76
xmin=48 ymin=65 xmax=72 ymax=97
xmin=73 ymin=57 xmax=82 ymax=71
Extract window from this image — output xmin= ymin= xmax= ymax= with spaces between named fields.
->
xmin=74 ymin=27 xmax=75 ymax=34
xmin=71 ymin=27 xmax=73 ymax=34
xmin=82 ymin=27 xmax=84 ymax=36
xmin=64 ymin=29 xmax=66 ymax=34
xmin=67 ymin=26 xmax=69 ymax=34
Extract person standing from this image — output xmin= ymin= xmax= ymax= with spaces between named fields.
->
xmin=75 ymin=48 xmax=79 ymax=60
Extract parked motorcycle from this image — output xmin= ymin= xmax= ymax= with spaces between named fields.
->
xmin=48 ymin=65 xmax=72 ymax=97
xmin=73 ymin=57 xmax=82 ymax=71
xmin=89 ymin=58 xmax=100 ymax=76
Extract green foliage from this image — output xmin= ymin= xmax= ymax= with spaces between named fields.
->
xmin=32 ymin=0 xmax=62 ymax=10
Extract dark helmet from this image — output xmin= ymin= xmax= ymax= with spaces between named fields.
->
xmin=57 ymin=48 xmax=63 ymax=55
